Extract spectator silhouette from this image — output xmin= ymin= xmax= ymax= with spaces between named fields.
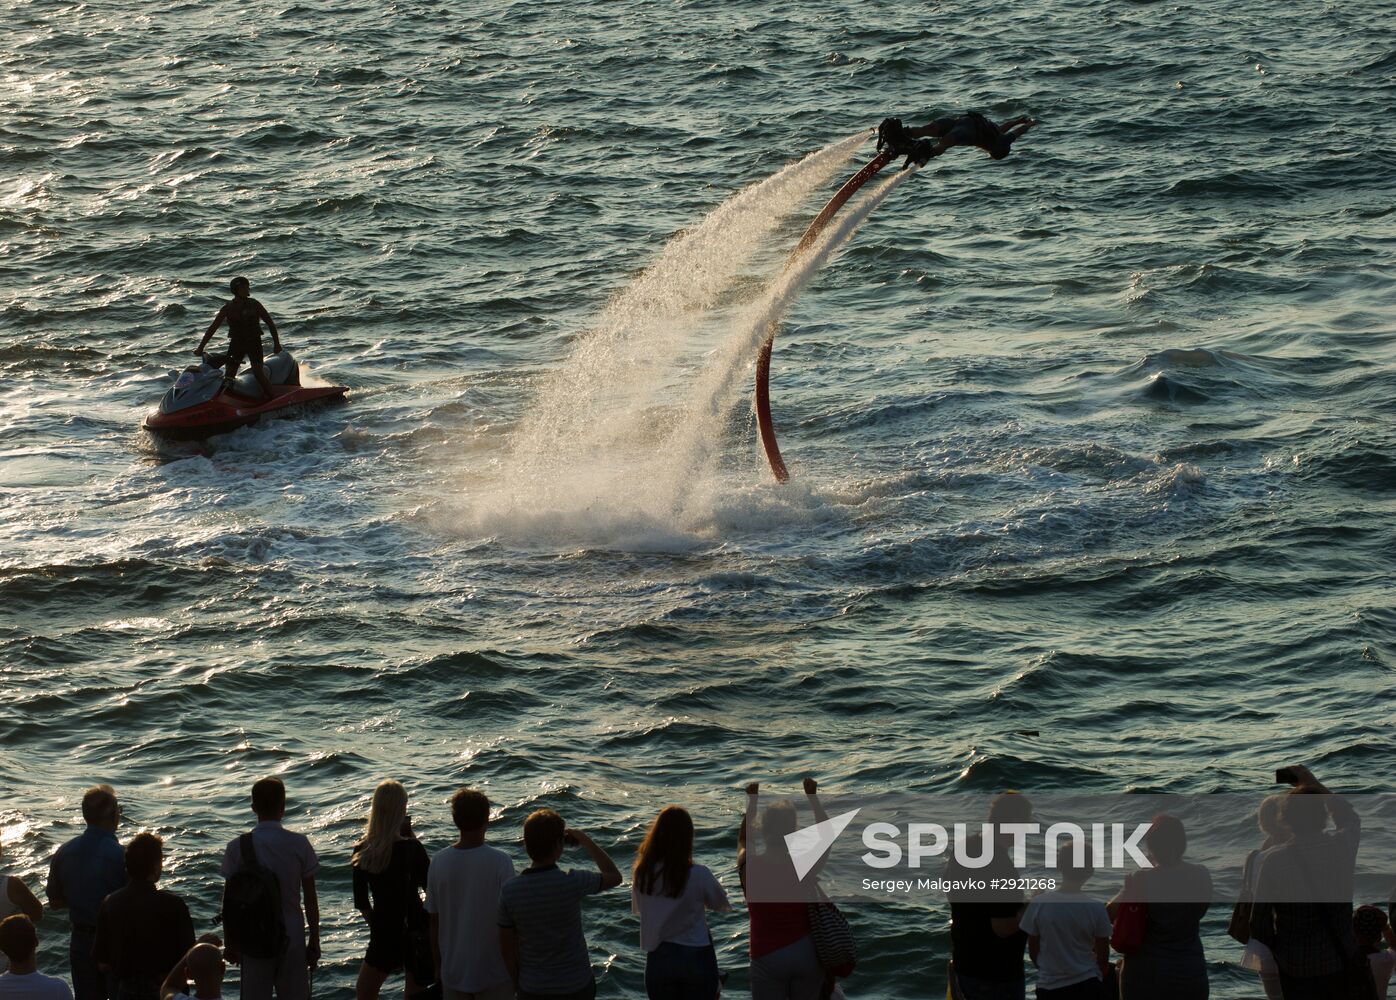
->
xmin=219 ymin=778 xmax=320 ymax=1000
xmin=158 ymin=942 xmax=225 ymax=1000
xmin=1019 ymin=843 xmax=1111 ymax=999
xmin=350 ymin=781 xmax=430 ymax=1000
xmin=632 ymin=806 xmax=730 ymax=1000
xmin=738 ymin=779 xmax=829 ymax=1000
xmin=1354 ymin=905 xmax=1394 ymax=997
xmin=1249 ymin=765 xmax=1364 ymax=1000
xmin=46 ymin=786 xmax=125 ymax=1000
xmin=497 ymin=809 xmax=621 ymax=1000
xmin=1238 ymin=794 xmax=1287 ymax=999
xmin=94 ymin=833 xmax=195 ymax=1000
xmin=425 ymin=789 xmax=515 ymax=1000
xmin=0 ymin=914 xmax=73 ymax=1000
xmin=944 ymin=792 xmax=1032 ymax=1000
xmin=1108 ymin=814 xmax=1211 ymax=1000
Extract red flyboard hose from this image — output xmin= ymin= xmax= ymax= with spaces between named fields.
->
xmin=755 ymin=147 xmax=896 ymax=482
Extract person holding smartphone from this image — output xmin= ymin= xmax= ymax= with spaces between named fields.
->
xmin=1248 ymin=764 xmax=1363 ymax=1000
xmin=351 ymin=781 xmax=431 ymax=1000
xmin=497 ymin=810 xmax=622 ymax=1000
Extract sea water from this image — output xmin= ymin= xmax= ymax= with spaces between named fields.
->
xmin=2 ymin=1 xmax=1394 ymax=996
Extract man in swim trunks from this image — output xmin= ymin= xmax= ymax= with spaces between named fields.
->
xmin=194 ymin=276 xmax=282 ymax=400
xmin=878 ymin=112 xmax=1037 ymax=167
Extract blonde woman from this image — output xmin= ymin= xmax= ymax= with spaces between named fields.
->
xmin=352 ymin=781 xmax=431 ymax=1000
xmin=1239 ymin=795 xmax=1287 ymax=1000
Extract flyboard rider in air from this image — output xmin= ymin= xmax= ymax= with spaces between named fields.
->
xmin=875 ymin=112 xmax=1037 ymax=167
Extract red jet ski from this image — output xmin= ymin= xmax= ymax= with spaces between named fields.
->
xmin=143 ymin=350 xmax=347 ymax=439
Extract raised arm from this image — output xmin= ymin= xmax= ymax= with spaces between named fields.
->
xmin=805 ymin=777 xmax=829 ymax=825
xmin=568 ymin=829 xmax=622 ymax=890
xmin=160 ymin=945 xmax=194 ymax=1000
xmin=738 ymin=781 xmax=758 ymax=892
xmin=1287 ymin=764 xmax=1360 ymax=854
xmin=256 ymin=302 xmax=281 ymax=353
xmin=803 ymin=777 xmax=836 ymax=881
xmin=196 ymin=305 xmax=227 ymax=354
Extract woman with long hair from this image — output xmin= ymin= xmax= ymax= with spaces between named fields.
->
xmin=352 ymin=780 xmax=431 ymax=1000
xmin=632 ymin=805 xmax=730 ymax=999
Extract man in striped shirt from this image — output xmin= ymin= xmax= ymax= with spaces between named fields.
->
xmin=497 ymin=811 xmax=622 ymax=1000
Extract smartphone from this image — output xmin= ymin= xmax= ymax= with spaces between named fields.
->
xmin=1275 ymin=768 xmax=1298 ymax=785
xmin=563 ymin=831 xmax=580 ymax=847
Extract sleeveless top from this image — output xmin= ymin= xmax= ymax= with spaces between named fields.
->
xmin=226 ymin=297 xmax=263 ymax=340
xmin=352 ymin=839 xmax=429 ymax=935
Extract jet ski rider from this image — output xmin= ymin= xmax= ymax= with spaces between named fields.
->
xmin=194 ymin=276 xmax=282 ymax=400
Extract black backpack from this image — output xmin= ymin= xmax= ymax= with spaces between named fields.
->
xmin=220 ymin=833 xmax=287 ymax=959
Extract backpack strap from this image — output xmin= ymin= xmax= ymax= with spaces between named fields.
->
xmin=239 ymin=832 xmax=260 ymax=870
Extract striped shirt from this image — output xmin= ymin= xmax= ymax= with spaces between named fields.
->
xmin=498 ymin=865 xmax=604 ymax=994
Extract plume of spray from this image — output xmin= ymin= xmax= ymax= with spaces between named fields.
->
xmin=465 ymin=135 xmax=910 ymax=545
xmin=655 ymin=167 xmax=919 ymax=514
xmin=505 ymin=133 xmax=867 ymax=475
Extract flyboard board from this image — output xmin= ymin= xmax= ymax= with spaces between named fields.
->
xmin=755 ymin=144 xmax=898 ymax=482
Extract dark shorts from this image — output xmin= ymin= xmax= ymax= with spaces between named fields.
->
xmin=364 ymin=935 xmax=405 ymax=974
xmin=1036 ymin=977 xmax=1106 ymax=1000
xmin=227 ymin=334 xmax=264 ymax=366
xmin=366 ymin=919 xmax=434 ymax=981
xmin=934 ymin=113 xmax=1009 ymax=156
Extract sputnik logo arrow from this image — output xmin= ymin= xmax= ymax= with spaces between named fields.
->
xmin=785 ymin=808 xmax=861 ymax=880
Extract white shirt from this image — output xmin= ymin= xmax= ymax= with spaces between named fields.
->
xmin=1018 ymin=888 xmax=1112 ymax=991
xmin=1371 ymin=949 xmax=1395 ymax=997
xmin=220 ymin=820 xmax=319 ymax=935
xmin=425 ymin=843 xmax=516 ymax=993
xmin=0 ymin=972 xmax=73 ymax=1000
xmin=631 ymin=864 xmax=730 ymax=952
